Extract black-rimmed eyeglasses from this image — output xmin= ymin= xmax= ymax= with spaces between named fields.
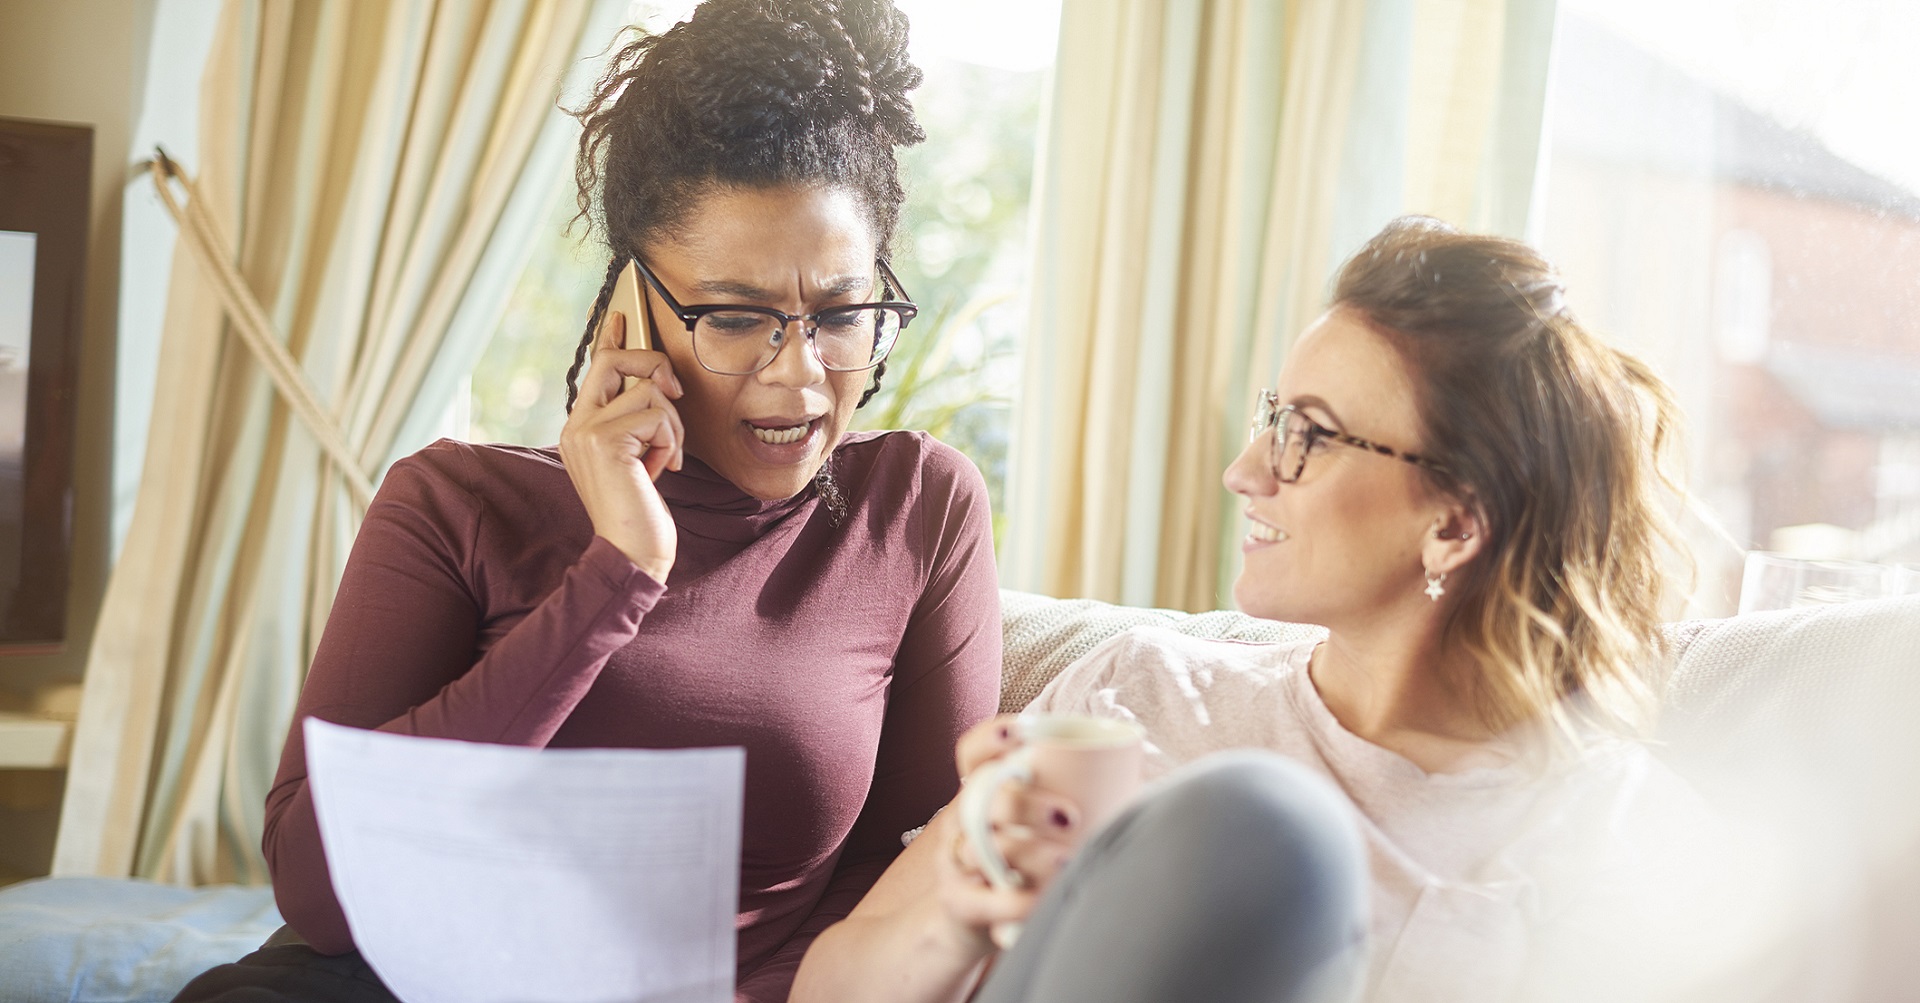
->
xmin=633 ymin=257 xmax=917 ymax=375
xmin=1249 ymin=389 xmax=1451 ymax=484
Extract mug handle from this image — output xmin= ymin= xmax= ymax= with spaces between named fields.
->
xmin=956 ymin=745 xmax=1035 ymax=893
xmin=955 ymin=745 xmax=1037 ymax=948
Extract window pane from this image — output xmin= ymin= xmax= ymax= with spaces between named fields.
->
xmin=852 ymin=0 xmax=1061 ymax=541
xmin=467 ymin=183 xmax=604 ymax=448
xmin=1540 ymin=0 xmax=1920 ymax=613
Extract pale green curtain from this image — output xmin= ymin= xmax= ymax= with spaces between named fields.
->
xmin=1003 ymin=0 xmax=1557 ymax=612
xmin=55 ymin=0 xmax=622 ymax=884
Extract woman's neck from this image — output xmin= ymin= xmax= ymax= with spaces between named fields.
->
xmin=1308 ymin=623 xmax=1517 ymax=774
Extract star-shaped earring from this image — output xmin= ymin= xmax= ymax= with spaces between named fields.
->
xmin=1424 ymin=571 xmax=1447 ymax=601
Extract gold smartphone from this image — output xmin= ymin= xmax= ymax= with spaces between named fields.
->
xmin=596 ymin=259 xmax=651 ymax=394
xmin=602 ymin=259 xmax=651 ymax=351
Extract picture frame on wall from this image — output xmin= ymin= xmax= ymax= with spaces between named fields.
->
xmin=0 ymin=117 xmax=91 ymax=650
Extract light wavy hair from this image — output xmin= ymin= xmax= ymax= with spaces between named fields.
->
xmin=1332 ymin=216 xmax=1686 ymax=746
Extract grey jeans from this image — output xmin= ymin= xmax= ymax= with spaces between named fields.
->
xmin=971 ymin=751 xmax=1369 ymax=1003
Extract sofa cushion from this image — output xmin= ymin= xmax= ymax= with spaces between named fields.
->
xmin=1656 ymin=594 xmax=1920 ymax=852
xmin=999 ymin=589 xmax=1325 ymax=713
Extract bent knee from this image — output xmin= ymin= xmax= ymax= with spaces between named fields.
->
xmin=1123 ymin=752 xmax=1365 ymax=907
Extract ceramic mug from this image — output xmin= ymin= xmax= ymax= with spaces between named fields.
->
xmin=956 ymin=713 xmax=1146 ymax=946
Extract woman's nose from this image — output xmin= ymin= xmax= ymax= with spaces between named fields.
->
xmin=759 ymin=320 xmax=828 ymax=387
xmin=1223 ymin=435 xmax=1277 ymax=497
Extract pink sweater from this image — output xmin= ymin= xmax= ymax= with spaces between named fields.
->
xmin=263 ymin=431 xmax=1001 ymax=1002
xmin=1033 ymin=628 xmax=1749 ymax=1002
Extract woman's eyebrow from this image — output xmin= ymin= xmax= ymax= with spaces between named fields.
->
xmin=816 ymin=275 xmax=873 ymax=298
xmin=1287 ymin=393 xmax=1346 ymax=430
xmin=689 ymin=274 xmax=872 ymax=301
xmin=689 ymin=278 xmax=771 ymax=299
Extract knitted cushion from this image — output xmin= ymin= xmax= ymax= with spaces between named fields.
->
xmin=999 ymin=589 xmax=1325 ymax=713
xmin=1657 ymin=594 xmax=1920 ymax=999
xmin=1655 ymin=593 xmax=1920 ymax=841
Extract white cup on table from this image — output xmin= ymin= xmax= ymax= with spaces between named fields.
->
xmin=956 ymin=713 xmax=1146 ymax=948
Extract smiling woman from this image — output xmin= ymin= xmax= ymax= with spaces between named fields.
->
xmin=172 ymin=3 xmax=1003 ymax=1003
xmin=793 ymin=218 xmax=1734 ymax=1003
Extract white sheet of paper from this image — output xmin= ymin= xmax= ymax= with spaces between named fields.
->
xmin=303 ymin=719 xmax=743 ymax=1003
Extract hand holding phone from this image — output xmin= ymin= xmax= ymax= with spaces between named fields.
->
xmin=601 ymin=260 xmax=651 ymax=393
xmin=558 ymin=259 xmax=685 ymax=582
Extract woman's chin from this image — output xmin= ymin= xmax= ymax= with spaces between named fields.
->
xmin=1232 ymin=578 xmax=1272 ymax=618
xmin=1233 ymin=578 xmax=1312 ymax=624
xmin=731 ymin=463 xmax=822 ymax=501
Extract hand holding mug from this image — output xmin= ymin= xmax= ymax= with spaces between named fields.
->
xmin=954 ymin=713 xmax=1146 ymax=947
xmin=933 ymin=717 xmax=1078 ymax=946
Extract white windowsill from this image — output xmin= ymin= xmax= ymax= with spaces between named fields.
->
xmin=0 ymin=712 xmax=72 ymax=769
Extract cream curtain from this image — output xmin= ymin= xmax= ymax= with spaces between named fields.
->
xmin=54 ymin=0 xmax=616 ymax=884
xmin=1003 ymin=0 xmax=1557 ymax=612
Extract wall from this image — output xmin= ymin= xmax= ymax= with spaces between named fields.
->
xmin=0 ymin=0 xmax=154 ymax=880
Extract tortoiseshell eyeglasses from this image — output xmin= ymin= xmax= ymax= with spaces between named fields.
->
xmin=1248 ymin=389 xmax=1451 ymax=484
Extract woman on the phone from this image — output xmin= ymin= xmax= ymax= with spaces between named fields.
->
xmin=794 ymin=217 xmax=1733 ymax=1003
xmin=174 ymin=3 xmax=1000 ymax=1002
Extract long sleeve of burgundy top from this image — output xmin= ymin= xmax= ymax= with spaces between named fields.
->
xmin=261 ymin=431 xmax=1002 ymax=1003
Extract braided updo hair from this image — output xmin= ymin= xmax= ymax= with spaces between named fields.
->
xmin=565 ymin=0 xmax=925 ymax=413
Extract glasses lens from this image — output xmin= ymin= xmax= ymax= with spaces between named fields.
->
xmin=1276 ymin=409 xmax=1315 ymax=483
xmin=814 ymin=307 xmax=902 ymax=371
xmin=1249 ymin=391 xmax=1275 ymax=442
xmin=693 ymin=311 xmax=783 ymax=374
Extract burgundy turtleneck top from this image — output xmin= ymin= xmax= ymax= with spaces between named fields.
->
xmin=261 ymin=430 xmax=1002 ymax=1002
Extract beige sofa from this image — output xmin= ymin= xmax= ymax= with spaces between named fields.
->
xmin=4 ymin=590 xmax=1917 ymax=1001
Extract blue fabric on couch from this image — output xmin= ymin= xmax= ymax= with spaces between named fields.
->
xmin=0 ymin=877 xmax=279 ymax=1002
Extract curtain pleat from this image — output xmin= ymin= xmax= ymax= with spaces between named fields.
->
xmin=54 ymin=0 xmax=612 ymax=884
xmin=1004 ymin=0 xmax=1557 ymax=612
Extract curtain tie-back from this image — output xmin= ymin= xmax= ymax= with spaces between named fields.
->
xmin=144 ymin=147 xmax=377 ymax=508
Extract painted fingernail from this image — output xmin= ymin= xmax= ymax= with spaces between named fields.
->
xmin=1049 ymin=808 xmax=1072 ymax=830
